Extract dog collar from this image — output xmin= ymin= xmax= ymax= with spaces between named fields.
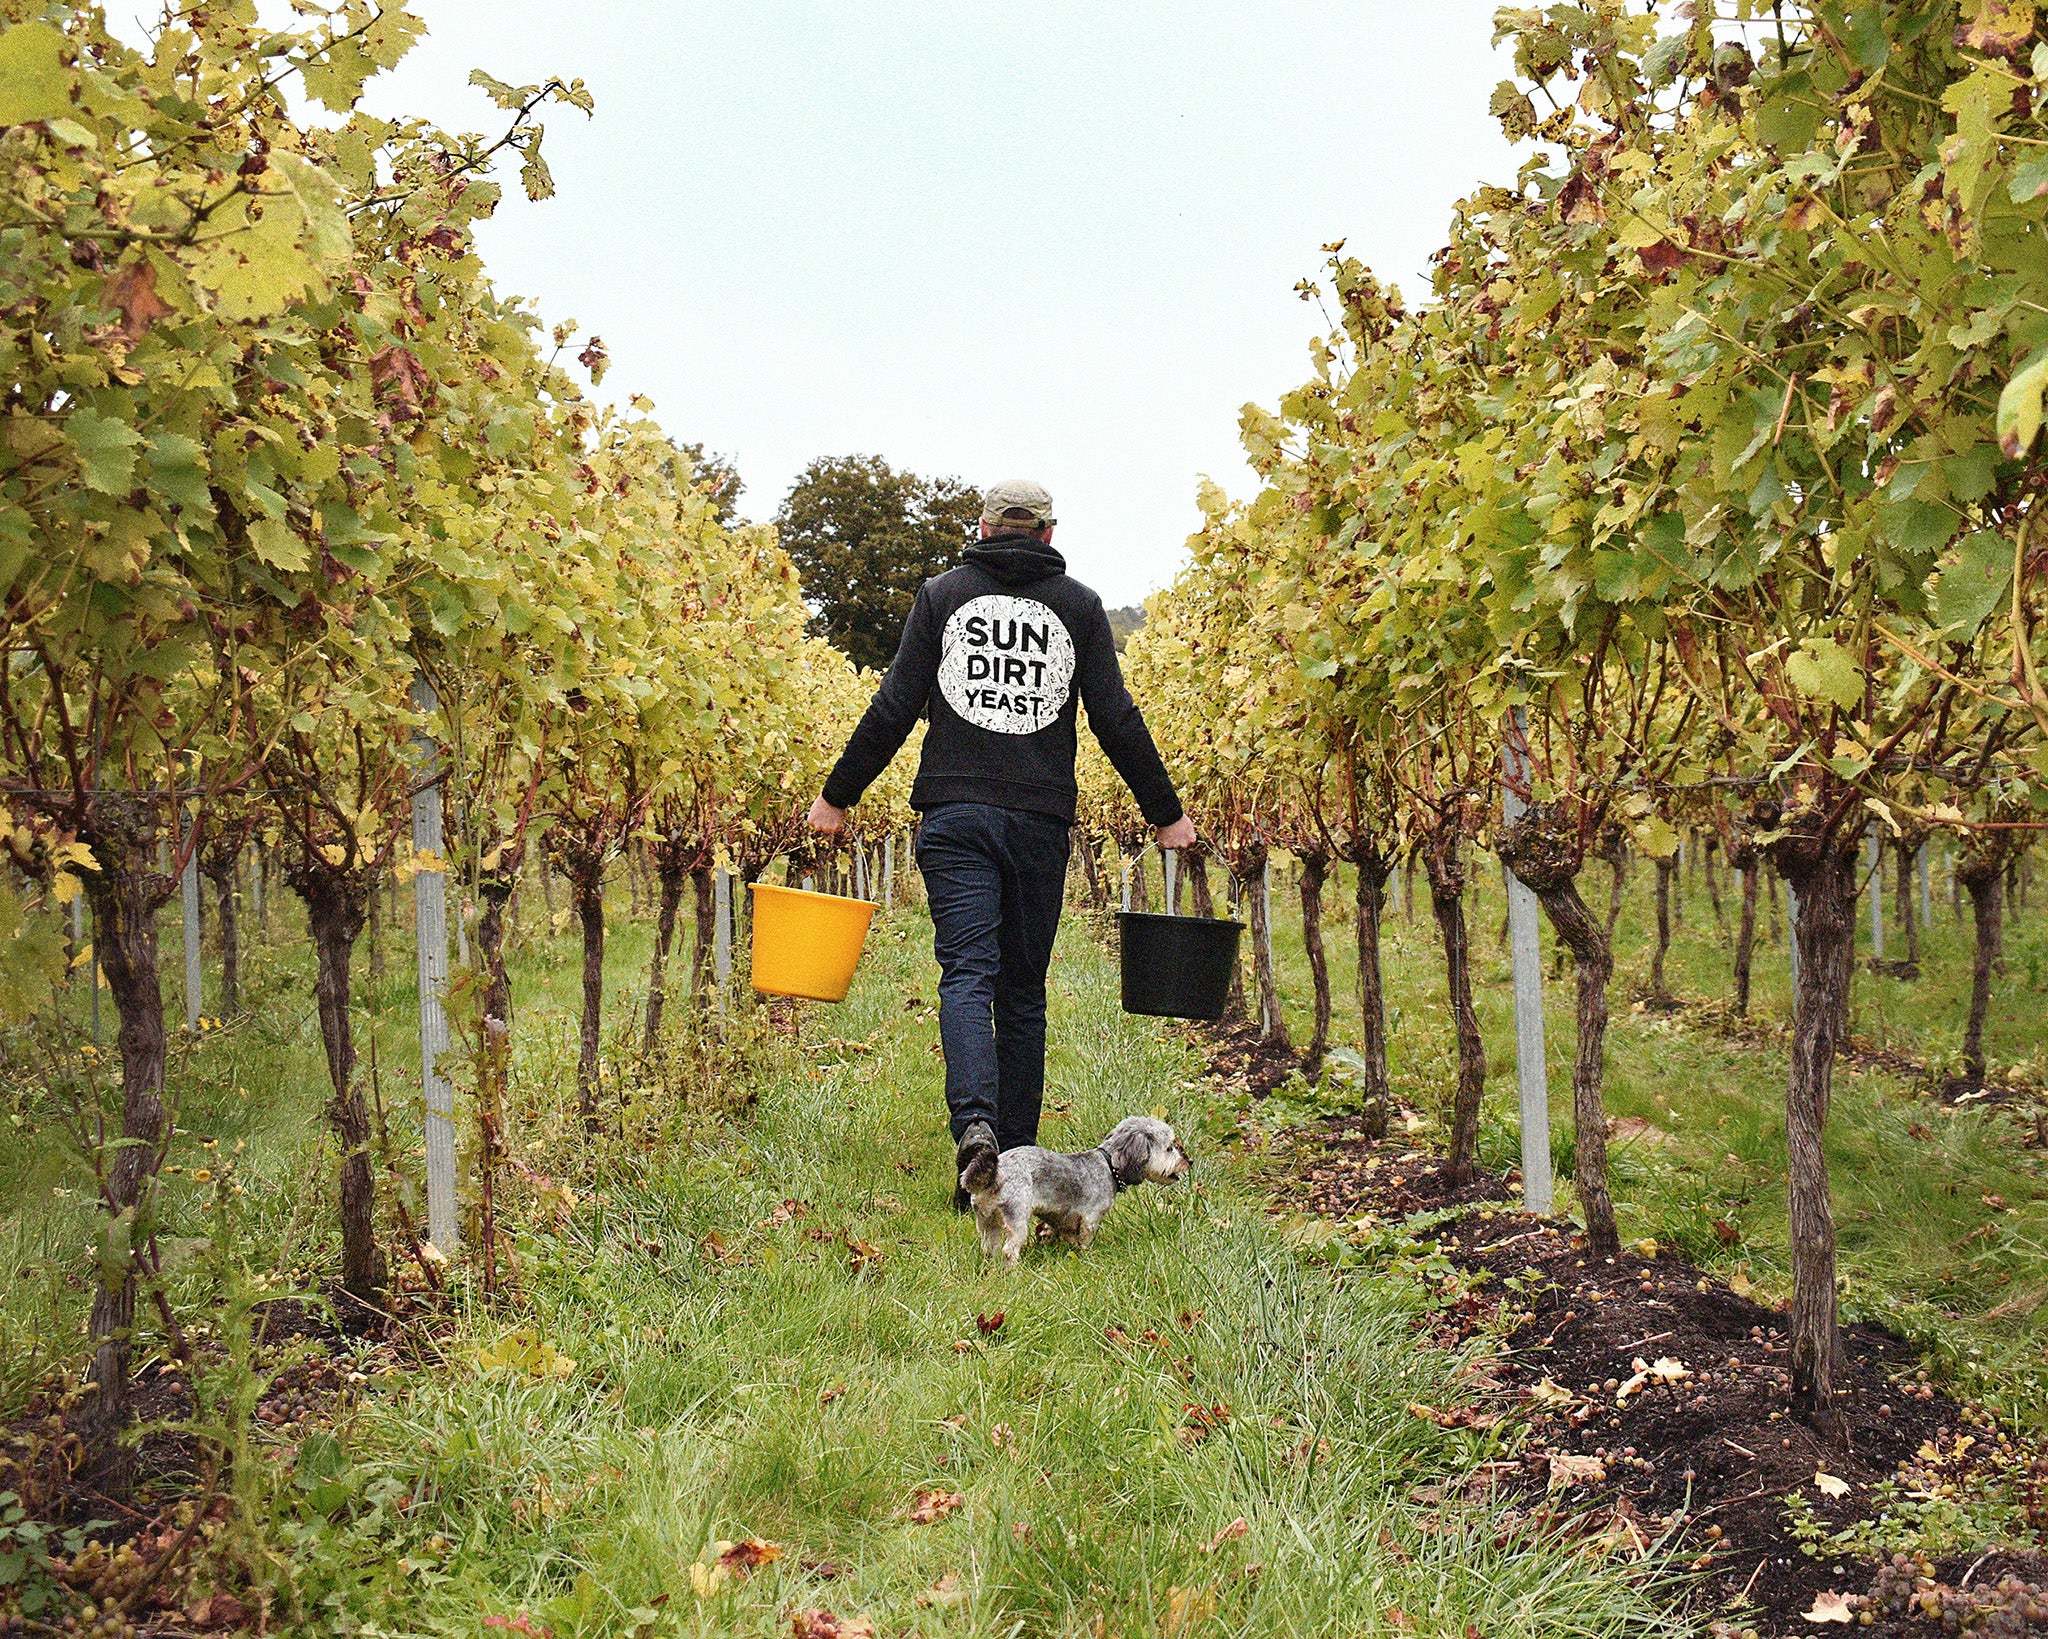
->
xmin=1094 ymin=1145 xmax=1142 ymax=1192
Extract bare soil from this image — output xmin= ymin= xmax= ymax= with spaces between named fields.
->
xmin=1195 ymin=1018 xmax=1302 ymax=1098
xmin=1260 ymin=1109 xmax=2048 ymax=1636
xmin=0 ymin=1294 xmax=397 ymax=1634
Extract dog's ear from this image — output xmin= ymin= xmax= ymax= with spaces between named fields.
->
xmin=961 ymin=1147 xmax=998 ymax=1194
xmin=1104 ymin=1122 xmax=1152 ymax=1185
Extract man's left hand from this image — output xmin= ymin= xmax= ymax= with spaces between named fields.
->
xmin=1155 ymin=815 xmax=1196 ymax=850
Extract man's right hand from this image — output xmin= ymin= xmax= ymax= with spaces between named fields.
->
xmin=808 ymin=795 xmax=846 ymax=835
xmin=1155 ymin=815 xmax=1196 ymax=851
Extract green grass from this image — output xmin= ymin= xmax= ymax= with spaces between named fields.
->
xmin=1238 ymin=846 xmax=2048 ymax=1429
xmin=0 ymin=885 xmax=1690 ymax=1637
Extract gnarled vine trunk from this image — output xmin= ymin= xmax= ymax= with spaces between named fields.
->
xmin=203 ymin=860 xmax=240 ymax=1015
xmin=690 ymin=864 xmax=715 ymax=1003
xmin=1219 ymin=870 xmax=1248 ymax=1027
xmin=474 ymin=859 xmax=518 ymax=1296
xmin=75 ymin=804 xmax=176 ymax=1492
xmin=476 ymin=858 xmax=519 ymax=1038
xmin=1597 ymin=825 xmax=1627 ymax=944
xmin=574 ymin=872 xmax=605 ymax=1128
xmin=1423 ymin=833 xmax=1485 ymax=1187
xmin=1297 ymin=853 xmax=1332 ymax=1077
xmin=1121 ymin=844 xmax=1150 ymax=913
xmin=287 ymin=861 xmax=385 ymax=1313
xmin=643 ymin=853 xmax=687 ymax=1051
xmin=1958 ymin=841 xmax=2010 ymax=1086
xmin=1773 ymin=827 xmax=1859 ymax=1448
xmin=1702 ymin=838 xmax=1727 ymax=938
xmin=1893 ymin=837 xmax=1921 ymax=974
xmin=1077 ymin=831 xmax=1106 ymax=910
xmin=1352 ymin=849 xmax=1392 ymax=1141
xmin=1245 ymin=851 xmax=1290 ymax=1052
xmin=1733 ymin=852 xmax=1760 ymax=1017
xmin=1651 ymin=855 xmax=1676 ymax=997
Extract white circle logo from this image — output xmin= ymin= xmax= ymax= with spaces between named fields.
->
xmin=937 ymin=594 xmax=1076 ymax=734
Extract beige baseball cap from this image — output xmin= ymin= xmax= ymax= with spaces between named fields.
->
xmin=981 ymin=477 xmax=1055 ymax=529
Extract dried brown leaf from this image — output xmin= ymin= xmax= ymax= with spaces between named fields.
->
xmin=1547 ymin=1451 xmax=1608 ymax=1490
xmin=790 ymin=1610 xmax=876 ymax=1639
xmin=1202 ymin=1516 xmax=1250 ymax=1553
xmin=720 ymin=1536 xmax=782 ymax=1575
xmin=915 ymin=1571 xmax=966 ymax=1608
xmin=907 ymin=1488 xmax=965 ymax=1525
xmin=101 ymin=260 xmax=176 ymax=342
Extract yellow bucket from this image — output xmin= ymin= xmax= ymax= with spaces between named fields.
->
xmin=748 ymin=882 xmax=879 ymax=1003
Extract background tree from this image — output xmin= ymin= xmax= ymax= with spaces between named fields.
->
xmin=1104 ymin=606 xmax=1146 ymax=651
xmin=775 ymin=455 xmax=981 ymax=671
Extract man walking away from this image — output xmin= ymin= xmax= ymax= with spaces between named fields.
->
xmin=808 ymin=479 xmax=1194 ymax=1206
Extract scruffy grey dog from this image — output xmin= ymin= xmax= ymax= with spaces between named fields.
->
xmin=961 ymin=1115 xmax=1190 ymax=1267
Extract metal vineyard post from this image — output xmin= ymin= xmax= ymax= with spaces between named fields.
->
xmin=1500 ymin=716 xmax=1554 ymax=1216
xmin=412 ymin=674 xmax=457 ymax=1255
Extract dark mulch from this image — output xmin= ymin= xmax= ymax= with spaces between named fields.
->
xmin=0 ymin=1295 xmax=383 ymax=1632
xmin=1263 ymin=1112 xmax=2048 ymax=1637
xmin=1931 ymin=1075 xmax=2048 ymax=1120
xmin=1195 ymin=1019 xmax=1303 ymax=1098
xmin=3 ymin=1365 xmax=204 ymax=1527
xmin=1288 ymin=1117 xmax=1514 ymax=1220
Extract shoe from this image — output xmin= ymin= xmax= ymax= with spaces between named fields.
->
xmin=954 ymin=1121 xmax=996 ymax=1213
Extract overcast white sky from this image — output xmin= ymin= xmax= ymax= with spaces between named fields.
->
xmin=279 ymin=3 xmax=1523 ymax=605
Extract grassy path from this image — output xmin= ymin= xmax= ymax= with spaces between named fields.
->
xmin=238 ymin=909 xmax=1680 ymax=1638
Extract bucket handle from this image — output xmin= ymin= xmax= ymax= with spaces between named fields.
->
xmin=1119 ymin=837 xmax=1159 ymax=914
xmin=1117 ymin=839 xmax=1190 ymax=916
xmin=1153 ymin=842 xmax=1191 ymax=918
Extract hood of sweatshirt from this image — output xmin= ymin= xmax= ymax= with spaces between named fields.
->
xmin=963 ymin=533 xmax=1066 ymax=586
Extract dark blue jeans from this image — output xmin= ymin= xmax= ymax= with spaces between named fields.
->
xmin=914 ymin=803 xmax=1071 ymax=1151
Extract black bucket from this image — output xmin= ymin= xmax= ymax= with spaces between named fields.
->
xmin=1118 ymin=911 xmax=1244 ymax=1021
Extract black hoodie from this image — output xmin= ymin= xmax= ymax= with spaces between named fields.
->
xmin=821 ymin=534 xmax=1183 ymax=827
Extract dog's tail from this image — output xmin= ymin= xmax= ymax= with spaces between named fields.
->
xmin=960 ymin=1147 xmax=998 ymax=1195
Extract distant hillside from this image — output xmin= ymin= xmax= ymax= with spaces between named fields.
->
xmin=1105 ymin=605 xmax=1146 ymax=652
